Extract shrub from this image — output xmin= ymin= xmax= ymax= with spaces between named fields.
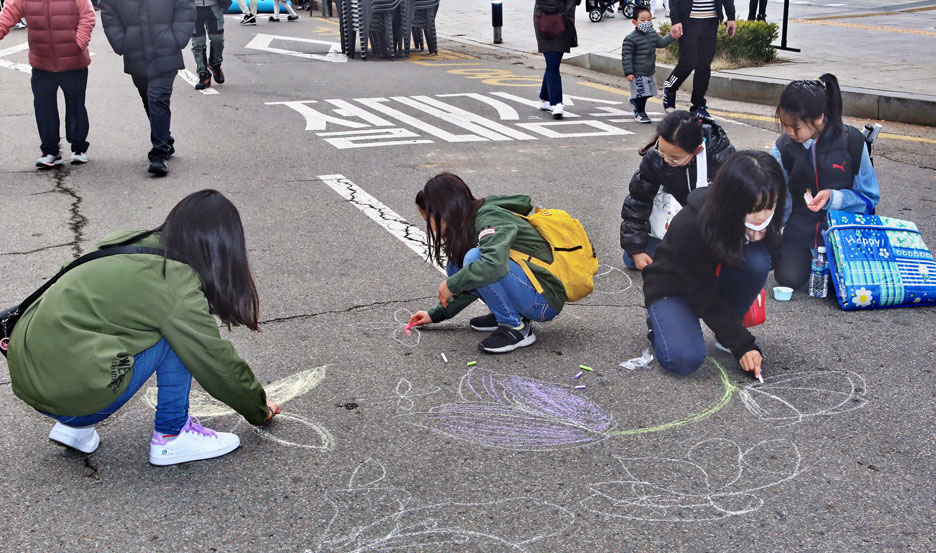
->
xmin=657 ymin=20 xmax=779 ymax=66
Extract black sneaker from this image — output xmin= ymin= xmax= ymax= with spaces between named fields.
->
xmin=148 ymin=157 xmax=168 ymax=176
xmin=167 ymin=138 xmax=175 ymax=158
xmin=241 ymin=13 xmax=257 ymax=25
xmin=268 ymin=15 xmax=280 ymax=21
xmin=208 ymin=64 xmax=224 ymax=84
xmin=195 ymin=72 xmax=211 ymax=90
xmin=287 ymin=14 xmax=299 ymax=21
xmin=662 ymin=86 xmax=676 ymax=113
xmin=469 ymin=313 xmax=499 ymax=332
xmin=691 ymin=105 xmax=711 ymax=119
xmin=478 ymin=321 xmax=536 ymax=354
xmin=635 ymin=112 xmax=652 ymax=124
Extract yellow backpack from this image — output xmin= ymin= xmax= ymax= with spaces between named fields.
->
xmin=508 ymin=208 xmax=599 ymax=302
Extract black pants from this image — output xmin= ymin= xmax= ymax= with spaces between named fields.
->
xmin=748 ymin=0 xmax=767 ymax=19
xmin=630 ymin=96 xmax=648 ymax=113
xmin=664 ymin=17 xmax=719 ymax=110
xmin=775 ymin=236 xmax=814 ymax=290
xmin=30 ymin=68 xmax=90 ymax=156
xmin=130 ymin=72 xmax=176 ymax=160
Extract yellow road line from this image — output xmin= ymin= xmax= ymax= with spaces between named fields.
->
xmin=310 ymin=17 xmax=339 ymax=25
xmin=879 ymin=133 xmax=936 ymax=145
xmin=790 ymin=19 xmax=936 ymax=37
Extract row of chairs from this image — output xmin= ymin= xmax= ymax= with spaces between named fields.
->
xmin=335 ymin=0 xmax=439 ymax=60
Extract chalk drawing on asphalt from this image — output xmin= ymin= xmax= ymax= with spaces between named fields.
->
xmin=581 ymin=438 xmax=804 ymax=522
xmin=347 ymin=308 xmax=425 ymax=348
xmin=307 ymin=458 xmax=575 ymax=553
xmin=591 ymin=263 xmax=634 ymax=295
xmin=361 ymin=378 xmax=443 ymax=412
xmin=739 ymin=370 xmax=868 ymax=426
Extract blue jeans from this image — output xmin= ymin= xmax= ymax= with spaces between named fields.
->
xmin=622 ymin=236 xmax=662 ymax=271
xmin=447 ymin=248 xmax=558 ymax=328
xmin=646 ymin=242 xmax=771 ymax=376
xmin=539 ymin=51 xmax=564 ymax=106
xmin=48 ymin=338 xmax=192 ymax=435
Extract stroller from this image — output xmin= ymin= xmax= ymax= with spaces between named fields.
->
xmin=587 ymin=0 xmax=645 ymax=22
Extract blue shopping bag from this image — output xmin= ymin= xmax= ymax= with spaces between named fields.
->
xmin=824 ymin=210 xmax=936 ymax=310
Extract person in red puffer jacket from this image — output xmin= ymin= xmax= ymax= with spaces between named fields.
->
xmin=0 ymin=0 xmax=95 ymax=168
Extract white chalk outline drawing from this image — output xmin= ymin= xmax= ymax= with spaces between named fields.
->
xmin=581 ymin=438 xmax=804 ymax=522
xmin=308 ymin=458 xmax=575 ymax=553
xmin=361 ymin=378 xmax=443 ymax=411
xmin=142 ymin=365 xmax=334 ymax=451
xmin=348 ymin=308 xmax=422 ymax=348
xmin=591 ymin=263 xmax=634 ymax=295
xmin=739 ymin=370 xmax=868 ymax=427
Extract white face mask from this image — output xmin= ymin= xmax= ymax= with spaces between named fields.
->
xmin=744 ymin=211 xmax=775 ymax=231
xmin=637 ymin=21 xmax=654 ymax=33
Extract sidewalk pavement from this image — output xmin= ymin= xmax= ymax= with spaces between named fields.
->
xmin=434 ymin=0 xmax=936 ymax=126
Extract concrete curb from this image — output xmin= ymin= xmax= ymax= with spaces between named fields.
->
xmin=565 ymin=52 xmax=936 ymax=126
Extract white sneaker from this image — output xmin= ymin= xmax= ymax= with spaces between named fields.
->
xmin=36 ymin=154 xmax=63 ymax=168
xmin=552 ymin=103 xmax=564 ymax=119
xmin=49 ymin=422 xmax=100 ymax=454
xmin=149 ymin=416 xmax=240 ymax=466
xmin=538 ymin=99 xmax=551 ymax=111
xmin=71 ymin=152 xmax=88 ymax=164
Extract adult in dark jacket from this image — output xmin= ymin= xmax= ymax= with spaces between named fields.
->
xmin=534 ymin=0 xmax=579 ymax=119
xmin=620 ymin=111 xmax=734 ymax=270
xmin=662 ymin=0 xmax=736 ymax=118
xmin=100 ymin=0 xmax=195 ymax=176
xmin=642 ymin=150 xmax=785 ymax=379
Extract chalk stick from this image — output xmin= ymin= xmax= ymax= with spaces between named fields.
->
xmin=574 ymin=385 xmax=586 ymax=389
xmin=579 ymin=365 xmax=593 ymax=372
xmin=404 ymin=323 xmax=414 ymax=336
xmin=467 ymin=361 xmax=477 ymax=366
xmin=441 ymin=353 xmax=448 ymax=363
xmin=757 ymin=375 xmax=764 ymax=384
xmin=574 ymin=371 xmax=583 ymax=379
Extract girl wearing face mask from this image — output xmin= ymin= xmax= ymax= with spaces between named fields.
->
xmin=770 ymin=74 xmax=880 ymax=291
xmin=620 ymin=110 xmax=735 ymax=271
xmin=641 ymin=151 xmax=786 ymax=379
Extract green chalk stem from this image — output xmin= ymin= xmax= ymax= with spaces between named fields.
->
xmin=467 ymin=361 xmax=477 ymax=366
xmin=579 ymin=365 xmax=594 ymax=371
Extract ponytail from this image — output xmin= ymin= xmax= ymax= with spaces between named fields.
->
xmin=639 ymin=110 xmax=704 ymax=156
xmin=776 ymin=73 xmax=845 ymax=136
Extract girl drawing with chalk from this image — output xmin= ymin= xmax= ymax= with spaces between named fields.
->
xmin=407 ymin=173 xmax=566 ymax=354
xmin=771 ymin=74 xmax=880 ymax=291
xmin=4 ymin=190 xmax=281 ymax=465
xmin=642 ymin=151 xmax=785 ymax=379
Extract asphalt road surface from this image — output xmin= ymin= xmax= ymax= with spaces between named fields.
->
xmin=0 ymin=15 xmax=934 ymax=553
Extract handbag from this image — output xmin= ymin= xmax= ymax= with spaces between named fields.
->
xmin=536 ymin=13 xmax=567 ymax=38
xmin=0 ymin=246 xmax=169 ymax=358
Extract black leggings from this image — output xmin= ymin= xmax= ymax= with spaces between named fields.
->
xmin=664 ymin=17 xmax=719 ymax=110
xmin=775 ymin=237 xmax=814 ymax=290
xmin=748 ymin=0 xmax=767 ymax=19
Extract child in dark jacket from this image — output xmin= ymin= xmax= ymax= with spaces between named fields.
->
xmin=621 ymin=4 xmax=674 ymax=123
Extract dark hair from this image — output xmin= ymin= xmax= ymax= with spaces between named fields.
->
xmin=415 ymin=173 xmax=485 ymax=268
xmin=632 ymin=5 xmax=651 ymax=19
xmin=697 ymin=151 xmax=786 ymax=267
xmin=156 ymin=190 xmax=260 ymax=330
xmin=639 ymin=110 xmax=704 ymax=156
xmin=776 ymin=73 xmax=844 ymax=135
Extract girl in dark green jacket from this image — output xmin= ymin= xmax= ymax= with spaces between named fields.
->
xmin=407 ymin=173 xmax=566 ymax=354
xmin=7 ymin=190 xmax=281 ymax=465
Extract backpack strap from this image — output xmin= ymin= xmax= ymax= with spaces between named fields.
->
xmin=846 ymin=126 xmax=864 ymax=176
xmin=509 ymin=250 xmax=546 ymax=295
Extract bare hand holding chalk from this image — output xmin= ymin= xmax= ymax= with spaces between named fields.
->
xmin=438 ymin=280 xmax=453 ymax=308
xmin=807 ymin=189 xmax=831 ymax=212
xmin=264 ymin=401 xmax=282 ymax=423
xmin=408 ymin=311 xmax=432 ymax=328
xmin=739 ymin=350 xmax=762 ymax=380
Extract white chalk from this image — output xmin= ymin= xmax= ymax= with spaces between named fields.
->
xmin=441 ymin=353 xmax=448 ymax=363
xmin=757 ymin=375 xmax=764 ymax=384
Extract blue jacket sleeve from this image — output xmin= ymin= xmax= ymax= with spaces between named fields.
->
xmin=827 ymin=143 xmax=880 ymax=214
xmin=770 ymin=144 xmax=794 ymax=224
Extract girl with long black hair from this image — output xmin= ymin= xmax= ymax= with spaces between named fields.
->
xmin=642 ymin=151 xmax=786 ymax=379
xmin=771 ymin=73 xmax=880 ymax=291
xmin=6 ymin=190 xmax=281 ymax=465
xmin=407 ymin=173 xmax=566 ymax=354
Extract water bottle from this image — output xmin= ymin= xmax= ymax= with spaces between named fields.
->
xmin=809 ymin=246 xmax=829 ymax=298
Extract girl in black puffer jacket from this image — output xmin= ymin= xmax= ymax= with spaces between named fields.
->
xmin=620 ymin=111 xmax=735 ymax=270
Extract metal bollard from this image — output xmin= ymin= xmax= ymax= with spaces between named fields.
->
xmin=492 ymin=0 xmax=503 ymax=44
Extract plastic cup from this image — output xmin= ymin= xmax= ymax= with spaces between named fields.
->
xmin=773 ymin=286 xmax=793 ymax=301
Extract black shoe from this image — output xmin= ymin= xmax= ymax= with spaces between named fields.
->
xmin=635 ymin=112 xmax=652 ymax=123
xmin=167 ymin=138 xmax=175 ymax=158
xmin=208 ymin=64 xmax=224 ymax=84
xmin=478 ymin=321 xmax=536 ymax=354
xmin=195 ymin=72 xmax=211 ymax=90
xmin=662 ymin=86 xmax=676 ymax=113
xmin=269 ymin=15 xmax=280 ymax=21
xmin=287 ymin=14 xmax=299 ymax=21
xmin=148 ymin=157 xmax=168 ymax=176
xmin=240 ymin=13 xmax=257 ymax=25
xmin=469 ymin=313 xmax=499 ymax=332
xmin=690 ymin=105 xmax=711 ymax=119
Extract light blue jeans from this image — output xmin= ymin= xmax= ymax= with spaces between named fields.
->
xmin=48 ymin=338 xmax=192 ymax=435
xmin=448 ymin=247 xmax=558 ymax=328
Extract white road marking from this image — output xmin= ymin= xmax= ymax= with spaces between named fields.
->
xmin=245 ymin=33 xmax=346 ymax=63
xmin=0 ymin=42 xmax=32 ymax=74
xmin=177 ymin=69 xmax=220 ymax=95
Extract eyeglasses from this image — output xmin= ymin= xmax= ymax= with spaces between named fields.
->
xmin=650 ymin=139 xmax=695 ymax=166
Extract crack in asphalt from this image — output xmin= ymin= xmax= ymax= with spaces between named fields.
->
xmin=50 ymin=168 xmax=87 ymax=258
xmin=334 ymin=176 xmax=430 ymax=250
xmin=259 ymin=296 xmax=434 ymax=326
xmin=0 ymin=243 xmax=72 ymax=256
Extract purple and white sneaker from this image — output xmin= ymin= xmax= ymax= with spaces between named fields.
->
xmin=149 ymin=416 xmax=240 ymax=466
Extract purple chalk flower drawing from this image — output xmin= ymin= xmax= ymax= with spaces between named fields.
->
xmin=581 ymin=439 xmax=804 ymax=522
xmin=402 ymin=369 xmax=613 ymax=450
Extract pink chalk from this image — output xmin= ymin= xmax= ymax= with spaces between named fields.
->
xmin=404 ymin=323 xmax=415 ymax=336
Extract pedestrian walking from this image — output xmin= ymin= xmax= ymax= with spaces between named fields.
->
xmin=192 ymin=0 xmax=231 ymax=90
xmin=0 ymin=0 xmax=95 ymax=169
xmin=100 ymin=0 xmax=195 ymax=176
xmin=269 ymin=0 xmax=299 ymax=21
xmin=235 ymin=0 xmax=258 ymax=24
xmin=533 ymin=0 xmax=579 ymax=119
xmin=662 ymin=0 xmax=737 ymax=118
xmin=621 ymin=3 xmax=675 ymax=123
xmin=4 ymin=190 xmax=282 ymax=466
xmin=747 ymin=0 xmax=766 ymax=20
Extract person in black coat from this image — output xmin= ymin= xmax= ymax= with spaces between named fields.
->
xmin=101 ymin=0 xmax=195 ymax=176
xmin=620 ymin=111 xmax=735 ymax=270
xmin=642 ymin=150 xmax=785 ymax=379
xmin=533 ymin=0 xmax=579 ymax=119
